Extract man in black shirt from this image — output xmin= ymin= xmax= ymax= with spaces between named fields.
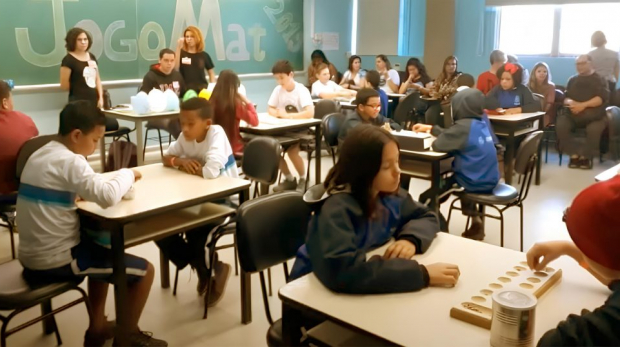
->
xmin=557 ymin=55 xmax=609 ymax=169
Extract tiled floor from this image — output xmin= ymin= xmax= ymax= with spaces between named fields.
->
xmin=0 ymin=150 xmax=616 ymax=346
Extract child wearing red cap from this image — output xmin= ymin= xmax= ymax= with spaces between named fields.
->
xmin=527 ymin=176 xmax=620 ymax=346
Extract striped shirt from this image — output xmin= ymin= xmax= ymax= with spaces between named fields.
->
xmin=17 ymin=141 xmax=134 ymax=270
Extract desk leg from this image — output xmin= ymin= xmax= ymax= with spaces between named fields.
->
xmin=314 ymin=125 xmax=322 ymax=184
xmin=239 ymin=187 xmax=252 ymax=324
xmin=535 ymin=120 xmax=543 ymax=185
xmin=160 ymin=250 xmax=170 ymax=289
xmin=111 ymin=224 xmax=130 ymax=346
xmin=282 ymin=301 xmax=304 ymax=346
xmin=136 ymin=121 xmax=144 ymax=166
xmin=99 ymin=137 xmax=106 ymax=171
xmin=505 ymin=132 xmax=515 ymax=186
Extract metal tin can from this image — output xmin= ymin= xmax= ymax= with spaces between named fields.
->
xmin=490 ymin=290 xmax=537 ymax=347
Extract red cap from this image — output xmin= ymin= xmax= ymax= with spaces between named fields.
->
xmin=566 ymin=175 xmax=620 ymax=271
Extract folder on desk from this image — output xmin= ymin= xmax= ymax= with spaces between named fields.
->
xmin=391 ymin=131 xmax=434 ymax=151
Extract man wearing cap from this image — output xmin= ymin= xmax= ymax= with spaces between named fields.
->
xmin=0 ymin=80 xmax=38 ymax=197
xmin=338 ymin=88 xmax=401 ymax=146
xmin=527 ymin=176 xmax=620 ymax=346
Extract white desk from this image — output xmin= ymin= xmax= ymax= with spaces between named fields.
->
xmin=103 ymin=108 xmax=180 ymax=167
xmin=595 ymin=163 xmax=620 ymax=182
xmin=279 ymin=233 xmax=609 ymax=346
xmin=77 ymin=164 xmax=251 ymax=341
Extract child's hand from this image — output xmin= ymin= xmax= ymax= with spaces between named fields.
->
xmin=526 ymin=241 xmax=570 ymax=271
xmin=178 ymin=158 xmax=201 ymax=175
xmin=412 ymin=124 xmax=432 ymax=133
xmin=383 ymin=240 xmax=417 ymax=259
xmin=426 ymin=263 xmax=460 ymax=287
xmin=131 ymin=169 xmax=142 ymax=181
xmin=276 ymin=109 xmax=289 ymax=119
xmin=382 ymin=122 xmax=392 ymax=132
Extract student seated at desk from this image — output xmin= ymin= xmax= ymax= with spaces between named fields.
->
xmin=375 ymin=54 xmax=400 ymax=93
xmin=0 ymin=80 xmax=38 ymax=196
xmin=140 ymin=48 xmax=186 ymax=96
xmin=267 ymin=60 xmax=315 ymax=192
xmin=312 ymin=63 xmax=357 ymax=100
xmin=398 ymin=58 xmax=432 ymax=96
xmin=476 ymin=50 xmax=506 ymax=95
xmin=484 ymin=63 xmax=541 ymax=115
xmin=340 ymin=55 xmax=366 ymax=89
xmin=338 ymin=88 xmax=401 ymax=146
xmin=290 ymin=125 xmax=460 ymax=293
xmin=363 ymin=70 xmax=389 ymax=117
xmin=16 ymin=101 xmax=166 ymax=347
xmin=211 ymin=70 xmax=258 ymax=156
xmin=414 ymin=88 xmax=500 ymax=241
xmin=528 ymin=177 xmax=620 ymax=346
xmin=158 ymin=97 xmax=238 ymax=306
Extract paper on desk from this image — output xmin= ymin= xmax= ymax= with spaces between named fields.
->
xmin=391 ymin=130 xmax=432 ymax=139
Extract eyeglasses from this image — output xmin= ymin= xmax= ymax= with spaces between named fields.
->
xmin=364 ymin=104 xmax=381 ymax=110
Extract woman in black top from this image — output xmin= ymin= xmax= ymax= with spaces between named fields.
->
xmin=175 ymin=25 xmax=216 ymax=90
xmin=60 ymin=28 xmax=103 ymax=108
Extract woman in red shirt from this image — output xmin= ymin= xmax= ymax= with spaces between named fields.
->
xmin=211 ymin=70 xmax=258 ymax=156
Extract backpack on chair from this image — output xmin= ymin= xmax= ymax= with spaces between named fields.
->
xmin=104 ymin=140 xmax=137 ymax=172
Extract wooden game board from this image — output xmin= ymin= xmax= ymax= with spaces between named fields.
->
xmin=450 ymin=261 xmax=562 ymax=329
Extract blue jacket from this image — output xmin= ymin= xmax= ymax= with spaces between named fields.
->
xmin=290 ymin=188 xmax=440 ymax=294
xmin=378 ymin=88 xmax=389 ymax=116
xmin=432 ymin=88 xmax=500 ymax=192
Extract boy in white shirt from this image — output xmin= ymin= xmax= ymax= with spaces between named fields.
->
xmin=267 ymin=60 xmax=315 ymax=192
xmin=312 ymin=63 xmax=357 ymax=100
xmin=156 ymin=97 xmax=237 ymax=306
xmin=17 ymin=101 xmax=166 ymax=347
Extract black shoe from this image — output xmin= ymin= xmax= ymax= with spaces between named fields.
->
xmin=190 ymin=258 xmax=210 ymax=295
xmin=461 ymin=222 xmax=485 ymax=241
xmin=273 ymin=178 xmax=297 ymax=192
xmin=579 ymin=158 xmax=593 ymax=170
xmin=113 ymin=331 xmax=167 ymax=347
xmin=568 ymin=157 xmax=580 ymax=168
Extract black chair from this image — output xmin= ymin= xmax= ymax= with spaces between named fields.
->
xmin=321 ymin=113 xmax=345 ymax=164
xmin=447 ymin=131 xmax=543 ymax=251
xmin=0 ymin=134 xmax=90 ymax=347
xmin=224 ymin=192 xmax=311 ymax=346
xmin=543 ymin=89 xmax=564 ymax=163
xmin=243 ymin=137 xmax=283 ymax=197
xmin=0 ymin=194 xmax=17 ymax=260
xmin=0 ymin=261 xmax=92 ymax=347
xmin=393 ymin=92 xmax=422 ymax=129
xmin=313 ymin=99 xmax=341 ymax=120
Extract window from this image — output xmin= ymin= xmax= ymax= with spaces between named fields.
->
xmin=498 ymin=3 xmax=620 ymax=56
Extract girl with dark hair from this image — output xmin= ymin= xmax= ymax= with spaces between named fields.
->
xmin=340 ymin=55 xmax=366 ymax=89
xmin=60 ymin=27 xmax=102 ymax=108
xmin=307 ymin=49 xmax=338 ymax=86
xmin=289 ymin=125 xmax=459 ymax=294
xmin=485 ymin=63 xmax=540 ymax=115
xmin=398 ymin=58 xmax=432 ymax=95
xmin=211 ymin=70 xmax=258 ymax=155
xmin=375 ymin=54 xmax=400 ymax=93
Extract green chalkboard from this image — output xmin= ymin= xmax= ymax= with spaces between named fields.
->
xmin=0 ymin=0 xmax=304 ymax=86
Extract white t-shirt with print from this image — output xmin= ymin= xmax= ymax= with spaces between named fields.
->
xmin=268 ymin=82 xmax=313 ymax=112
xmin=379 ymin=69 xmax=401 ymax=93
xmin=311 ymin=80 xmax=343 ymax=98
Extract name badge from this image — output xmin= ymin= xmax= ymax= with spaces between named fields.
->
xmin=181 ymin=57 xmax=192 ymax=65
xmin=88 ymin=60 xmax=98 ymax=69
xmin=172 ymin=81 xmax=180 ymax=89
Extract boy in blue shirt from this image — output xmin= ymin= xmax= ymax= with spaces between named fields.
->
xmin=364 ymin=70 xmax=389 ymax=117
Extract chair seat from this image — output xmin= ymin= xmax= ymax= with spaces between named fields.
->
xmin=0 ymin=193 xmax=17 ymax=209
xmin=266 ymin=319 xmax=284 ymax=347
xmin=0 ymin=260 xmax=82 ymax=310
xmin=105 ymin=126 xmax=132 ymax=138
xmin=463 ymin=183 xmax=518 ymax=205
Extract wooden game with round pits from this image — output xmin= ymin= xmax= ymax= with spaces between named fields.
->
xmin=450 ymin=261 xmax=562 ymax=329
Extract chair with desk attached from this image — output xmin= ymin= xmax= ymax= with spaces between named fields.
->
xmin=447 ymin=131 xmax=543 ymax=251
xmin=321 ymin=113 xmax=345 ymax=164
xmin=0 ymin=134 xmax=91 ymax=347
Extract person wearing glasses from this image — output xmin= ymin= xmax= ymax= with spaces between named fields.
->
xmin=338 ymin=88 xmax=401 ymax=146
xmin=556 ymin=55 xmax=609 ymax=170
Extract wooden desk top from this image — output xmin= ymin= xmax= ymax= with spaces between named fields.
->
xmin=77 ymin=164 xmax=250 ymax=223
xmin=400 ymin=149 xmax=450 ymax=161
xmin=280 ymin=233 xmax=609 ymax=346
xmin=103 ymin=107 xmax=179 ymax=122
xmin=595 ymin=163 xmax=620 ymax=182
xmin=240 ymin=113 xmax=321 ymax=135
xmin=488 ymin=112 xmax=545 ymax=123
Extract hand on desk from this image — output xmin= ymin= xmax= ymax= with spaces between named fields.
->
xmin=426 ymin=263 xmax=460 ymax=287
xmin=131 ymin=169 xmax=142 ymax=181
xmin=412 ymin=124 xmax=432 ymax=133
xmin=383 ymin=240 xmax=417 ymax=260
xmin=177 ymin=158 xmax=202 ymax=175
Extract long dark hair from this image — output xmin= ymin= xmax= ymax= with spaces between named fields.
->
xmin=311 ymin=50 xmax=330 ymax=65
xmin=376 ymin=54 xmax=392 ymax=70
xmin=65 ymin=27 xmax=93 ymax=52
xmin=405 ymin=58 xmax=431 ymax=86
xmin=211 ymin=70 xmax=241 ymax=142
xmin=348 ymin=55 xmax=361 ymax=72
xmin=325 ymin=125 xmax=399 ymax=217
xmin=436 ymin=55 xmax=459 ymax=85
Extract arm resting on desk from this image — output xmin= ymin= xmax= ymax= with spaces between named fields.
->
xmin=68 ymin=157 xmax=134 ymax=208
xmin=431 ymin=122 xmax=469 ymax=153
xmin=393 ymin=191 xmax=440 ymax=254
xmin=307 ymin=194 xmax=430 ymax=294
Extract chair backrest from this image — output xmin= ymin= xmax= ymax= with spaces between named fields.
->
xmin=241 ymin=137 xmax=282 ymax=185
xmin=514 ymin=131 xmax=543 ymax=203
xmin=314 ymin=99 xmax=341 ymax=119
xmin=322 ymin=113 xmax=345 ymax=148
xmin=532 ymin=93 xmax=545 ymax=112
xmin=16 ymin=135 xmax=57 ymax=180
xmin=393 ymin=92 xmax=420 ymax=125
xmin=236 ymin=191 xmax=311 ymax=273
